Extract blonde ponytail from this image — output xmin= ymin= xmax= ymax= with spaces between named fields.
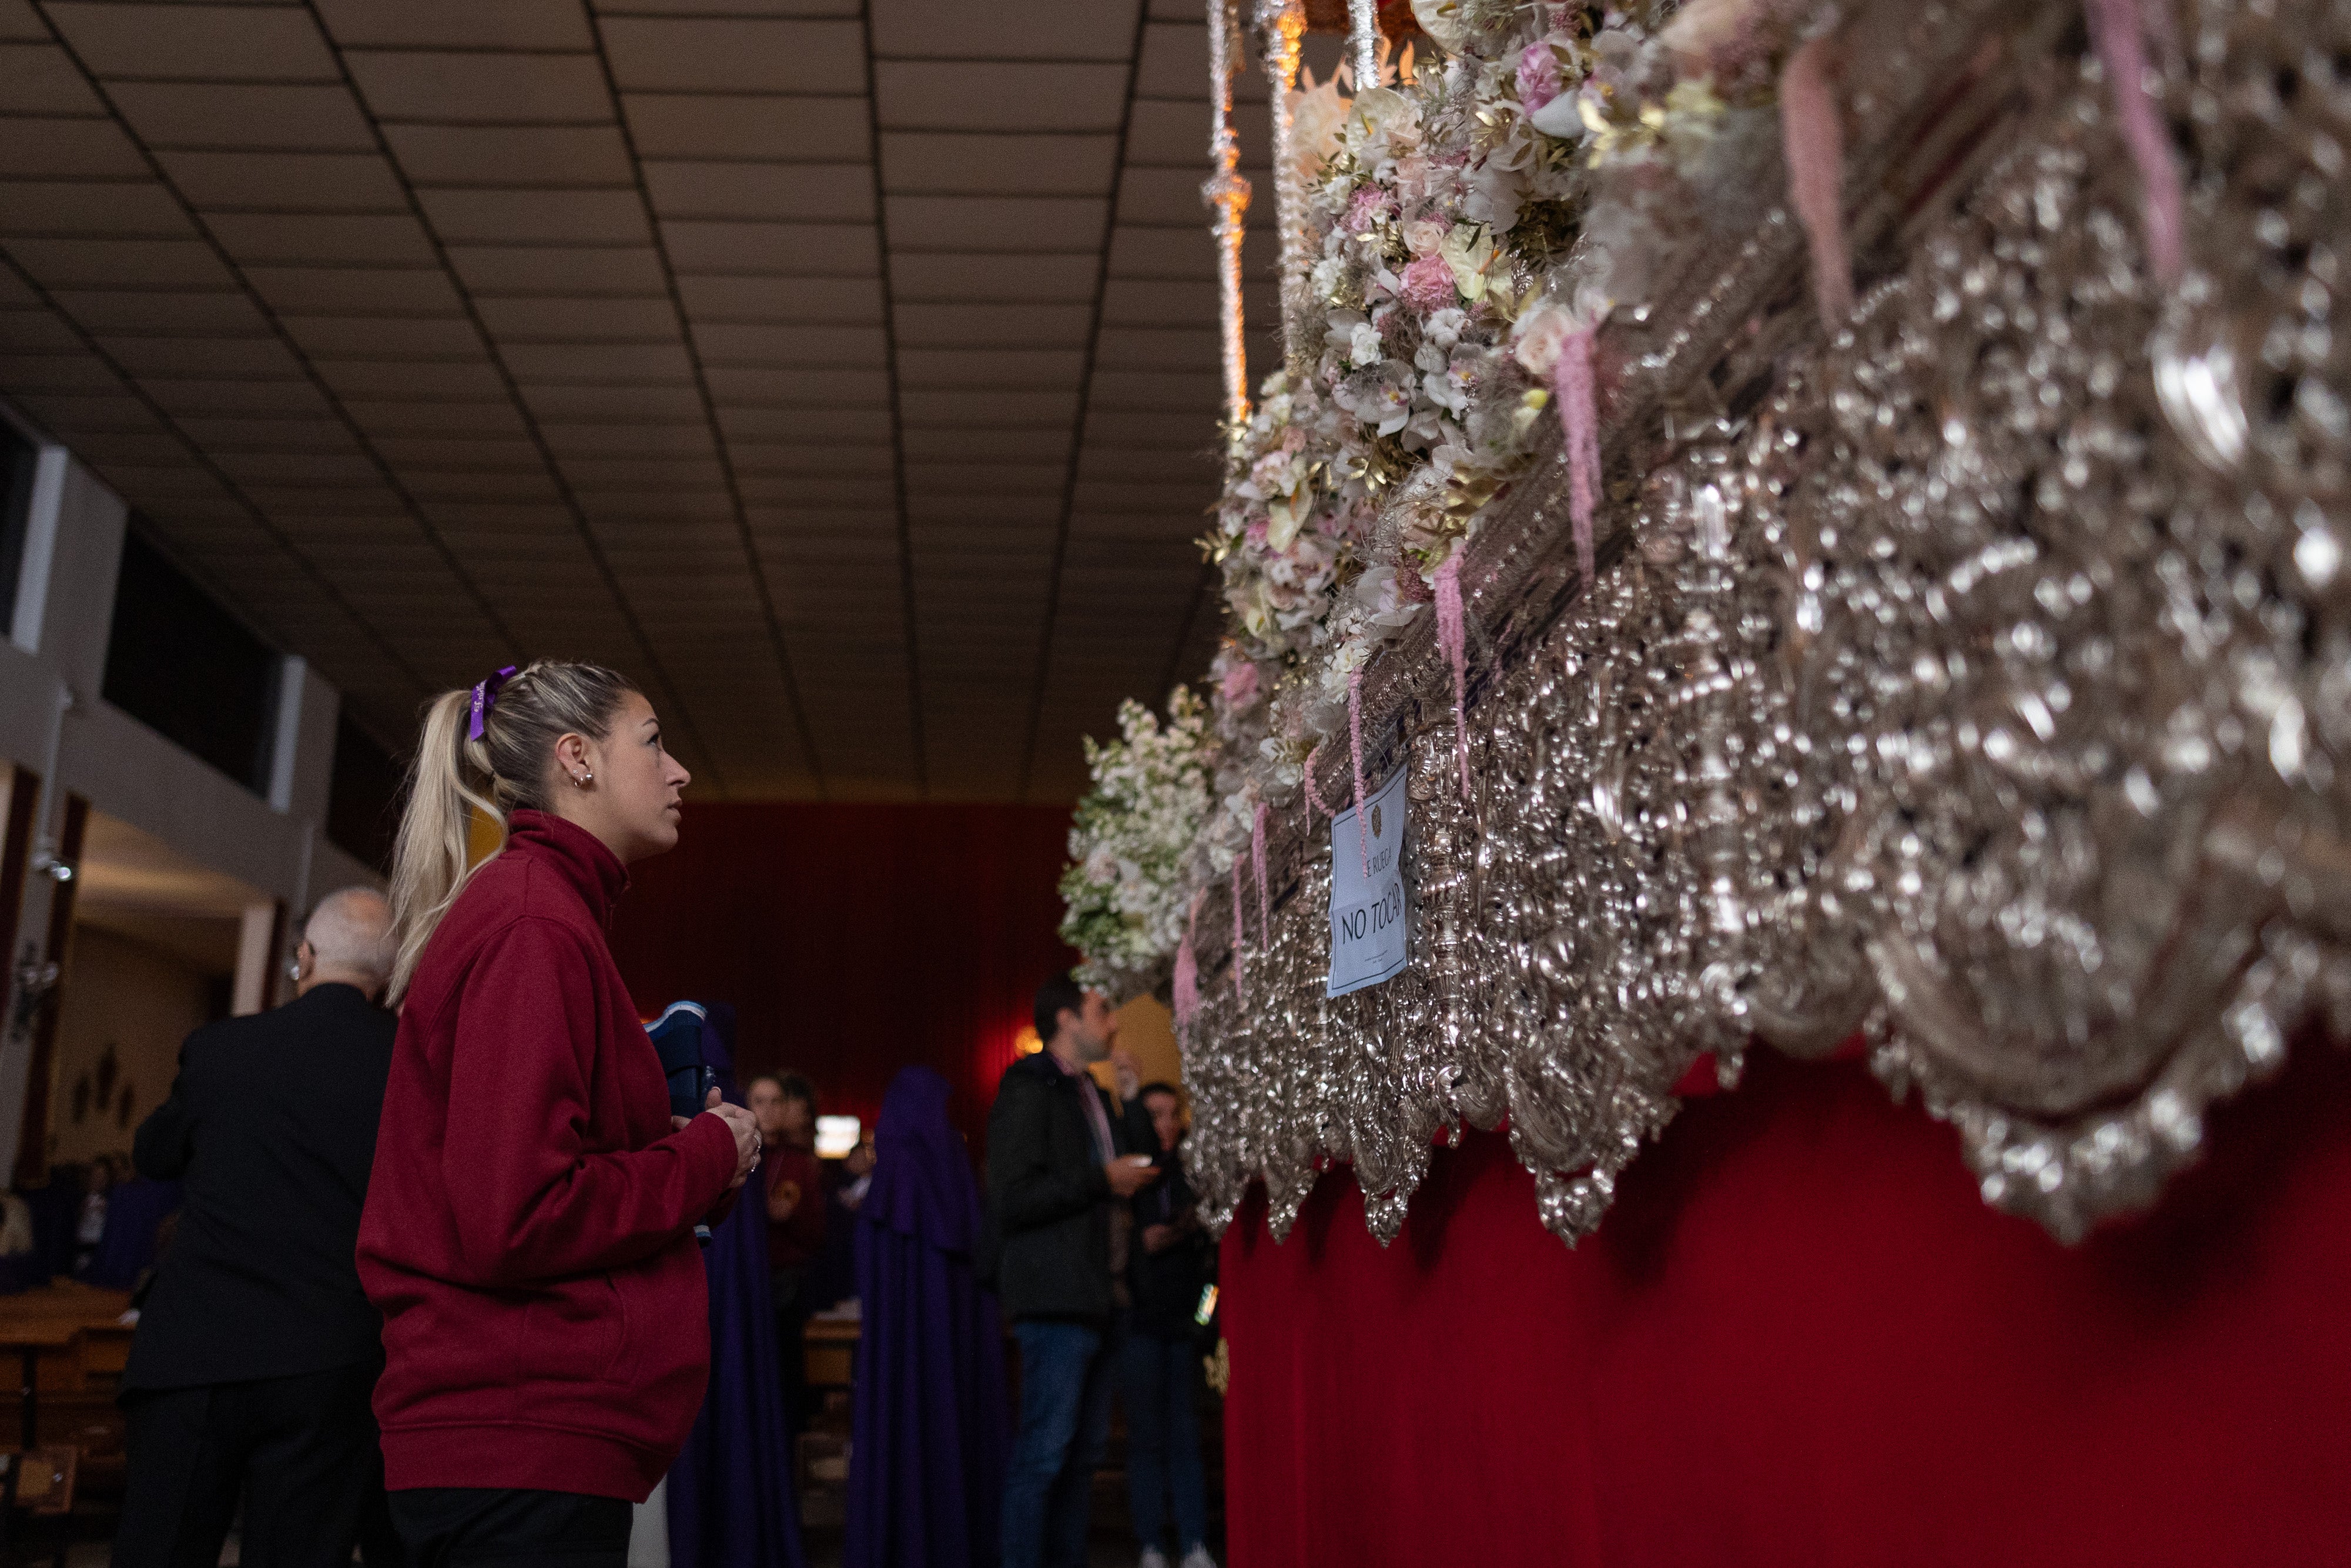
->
xmin=386 ymin=659 xmax=635 ymax=1003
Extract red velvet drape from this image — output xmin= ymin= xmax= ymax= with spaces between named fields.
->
xmin=608 ymin=803 xmax=1074 ymax=1151
xmin=1219 ymin=1043 xmax=2351 ymax=1567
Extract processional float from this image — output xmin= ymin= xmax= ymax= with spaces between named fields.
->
xmin=1060 ymin=0 xmax=2351 ymax=1248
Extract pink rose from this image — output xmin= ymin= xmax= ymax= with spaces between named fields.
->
xmin=1402 ymin=218 xmax=1448 ymax=257
xmin=1221 ymin=661 xmax=1260 ymax=708
xmin=1397 ymin=253 xmax=1457 ymax=313
xmin=1515 ymin=45 xmax=1563 ymax=111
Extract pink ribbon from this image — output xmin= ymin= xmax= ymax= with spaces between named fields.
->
xmin=1302 ymin=739 xmax=1334 ymax=819
xmin=2087 ymin=0 xmax=2184 ymax=283
xmin=1230 ymin=859 xmax=1248 ymax=1003
xmin=1780 ymin=32 xmax=1854 ymax=323
xmin=1252 ymin=800 xmax=1270 ymax=936
xmin=1347 ymin=663 xmax=1371 ymax=877
xmin=1435 ymin=555 xmax=1471 ymax=799
xmin=1173 ymin=893 xmax=1201 ymax=1030
xmin=1552 ymin=327 xmax=1601 ymax=587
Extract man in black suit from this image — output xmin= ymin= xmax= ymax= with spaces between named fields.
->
xmin=115 ymin=887 xmax=400 ymax=1568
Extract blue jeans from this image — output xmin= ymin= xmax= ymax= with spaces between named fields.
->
xmin=1003 ymin=1318 xmax=1122 ymax=1568
xmin=1121 ymin=1329 xmax=1207 ymax=1554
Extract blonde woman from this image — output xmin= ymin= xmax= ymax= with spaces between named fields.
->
xmin=357 ymin=661 xmax=761 ymax=1567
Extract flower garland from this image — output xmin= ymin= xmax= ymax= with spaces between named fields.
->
xmin=1059 ymin=688 xmax=1217 ymax=1000
xmin=1131 ymin=1 xmax=1841 ymax=1011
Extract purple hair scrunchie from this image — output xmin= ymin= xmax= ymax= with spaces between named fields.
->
xmin=467 ymin=665 xmax=519 ymax=742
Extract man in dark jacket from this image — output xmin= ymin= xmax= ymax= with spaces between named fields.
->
xmin=986 ymin=973 xmax=1158 ymax=1568
xmin=116 ymin=887 xmax=400 ymax=1568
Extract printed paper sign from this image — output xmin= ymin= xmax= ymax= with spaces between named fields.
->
xmin=1327 ymin=764 xmax=1408 ymax=997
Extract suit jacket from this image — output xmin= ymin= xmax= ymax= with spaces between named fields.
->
xmin=123 ymin=981 xmax=395 ymax=1392
xmin=980 ymin=1052 xmax=1147 ymax=1325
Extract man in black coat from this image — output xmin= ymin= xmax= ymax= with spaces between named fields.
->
xmin=115 ymin=887 xmax=400 ymax=1568
xmin=985 ymin=972 xmax=1158 ymax=1568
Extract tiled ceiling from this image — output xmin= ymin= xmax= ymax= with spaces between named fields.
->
xmin=0 ymin=0 xmax=1335 ymax=800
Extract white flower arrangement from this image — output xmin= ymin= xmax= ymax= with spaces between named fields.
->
xmin=1059 ymin=688 xmax=1216 ymax=1000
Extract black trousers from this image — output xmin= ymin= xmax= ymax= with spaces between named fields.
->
xmin=115 ymin=1362 xmax=396 ymax=1568
xmin=388 ymin=1489 xmax=633 ymax=1568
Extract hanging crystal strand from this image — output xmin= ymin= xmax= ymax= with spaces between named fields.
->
xmin=1346 ymin=0 xmax=1380 ymax=90
xmin=1255 ymin=0 xmax=1309 ymax=371
xmin=1203 ymin=0 xmax=1252 ymax=439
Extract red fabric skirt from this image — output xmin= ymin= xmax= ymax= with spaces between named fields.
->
xmin=1219 ymin=1043 xmax=2351 ymax=1567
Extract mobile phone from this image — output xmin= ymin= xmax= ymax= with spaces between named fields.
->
xmin=1194 ymin=1284 xmax=1219 ymax=1326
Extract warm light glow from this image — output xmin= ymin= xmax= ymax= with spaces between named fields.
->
xmin=1014 ymin=1026 xmax=1043 ymax=1056
xmin=814 ymin=1115 xmax=860 ymax=1159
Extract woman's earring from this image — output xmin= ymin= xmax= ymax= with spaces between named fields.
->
xmin=575 ymin=769 xmax=593 ymax=787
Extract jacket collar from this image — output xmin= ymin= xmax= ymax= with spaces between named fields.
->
xmin=505 ymin=809 xmax=629 ymax=925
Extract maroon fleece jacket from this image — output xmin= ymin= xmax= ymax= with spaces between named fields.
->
xmin=358 ymin=810 xmax=738 ymax=1501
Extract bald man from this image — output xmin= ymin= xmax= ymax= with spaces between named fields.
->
xmin=118 ymin=889 xmax=402 ymax=1568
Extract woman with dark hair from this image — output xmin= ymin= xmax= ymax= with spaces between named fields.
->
xmin=359 ymin=661 xmax=762 ymax=1567
xmin=846 ymin=1066 xmax=1009 ymax=1568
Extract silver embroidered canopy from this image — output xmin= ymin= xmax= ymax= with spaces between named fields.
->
xmin=1176 ymin=0 xmax=2351 ymax=1248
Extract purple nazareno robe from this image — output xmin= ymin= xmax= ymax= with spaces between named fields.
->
xmin=845 ymin=1065 xmax=1009 ymax=1568
xmin=666 ymin=1003 xmax=807 ymax=1568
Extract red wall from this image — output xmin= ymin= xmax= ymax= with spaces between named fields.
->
xmin=607 ymin=802 xmax=1074 ymax=1149
xmin=1218 ymin=1041 xmax=2351 ymax=1567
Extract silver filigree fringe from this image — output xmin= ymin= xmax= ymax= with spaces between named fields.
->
xmin=1180 ymin=0 xmax=2351 ymax=1248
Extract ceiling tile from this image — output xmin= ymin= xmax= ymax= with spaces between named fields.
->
xmin=341 ymin=399 xmax=525 ymax=435
xmin=661 ymin=220 xmax=878 ymax=276
xmin=0 ymin=310 xmax=86 ymax=354
xmin=206 ymin=212 xmax=438 ymax=266
xmin=716 ymin=406 xmax=892 ymax=443
xmin=101 ymin=334 xmax=305 ymax=378
xmin=869 ymin=0 xmax=1140 ymax=62
xmin=242 ymin=266 xmax=465 ymax=317
xmin=621 ymin=94 xmax=871 ymax=162
xmin=896 ymin=387 xmax=1074 ymax=424
xmin=106 ymin=83 xmax=376 ymax=152
xmin=705 ymin=366 xmax=889 ymax=406
xmin=896 ymin=347 xmax=1083 ymax=388
xmin=878 ymin=132 xmax=1117 ymax=197
xmin=385 ymin=124 xmax=634 ymax=187
xmin=0 ymin=43 xmax=107 ymax=116
xmin=0 ymin=117 xmax=149 ymax=177
xmin=889 ymin=252 xmax=1098 ymax=301
xmin=500 ymin=342 xmax=694 ymax=384
xmin=886 ymin=194 xmax=1106 ymax=253
xmin=690 ymin=321 xmax=885 ymax=366
xmin=642 ymin=162 xmax=873 ymax=224
xmin=446 ymin=244 xmax=667 ymax=294
xmin=311 ymin=359 xmax=510 ymax=400
xmin=280 ymin=314 xmax=484 ymax=360
xmin=415 ymin=187 xmax=651 ymax=246
xmin=173 ymin=415 xmax=359 ymax=450
xmin=314 ymin=0 xmax=594 ymax=51
xmin=49 ymin=288 xmax=271 ymax=335
xmin=902 ymin=425 xmax=1070 ymax=461
xmin=475 ymin=296 xmax=679 ymax=341
xmin=156 ymin=151 xmax=408 ymax=213
xmin=675 ymin=274 xmax=882 ymax=323
xmin=873 ymin=62 xmax=1126 ymax=132
xmin=600 ymin=18 xmax=865 ymax=94
xmin=0 ymin=179 xmax=192 ymax=237
xmin=517 ymin=383 xmax=705 ymax=421
xmin=45 ymin=2 xmax=338 ymax=82
xmin=894 ymin=301 xmax=1090 ymax=347
xmin=346 ymin=51 xmax=612 ymax=125
xmin=540 ymin=421 xmax=715 ymax=456
xmin=142 ymin=377 xmax=333 ymax=416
